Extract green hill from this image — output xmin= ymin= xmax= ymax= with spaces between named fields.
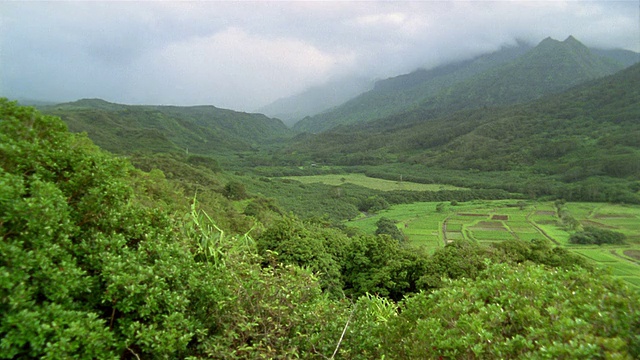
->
xmin=294 ymin=36 xmax=633 ymax=134
xmin=293 ymin=41 xmax=532 ymax=133
xmin=42 ymin=99 xmax=292 ymax=155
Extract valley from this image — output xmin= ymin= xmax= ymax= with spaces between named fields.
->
xmin=3 ymin=33 xmax=640 ymax=358
xmin=33 ymin=36 xmax=640 ymax=291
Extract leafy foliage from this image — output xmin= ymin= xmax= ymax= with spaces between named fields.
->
xmin=358 ymin=195 xmax=390 ymax=213
xmin=223 ymin=181 xmax=249 ymax=200
xmin=256 ymin=217 xmax=345 ymax=295
xmin=374 ymin=217 xmax=405 ymax=242
xmin=385 ymin=262 xmax=640 ymax=359
xmin=0 ymin=100 xmax=344 ymax=358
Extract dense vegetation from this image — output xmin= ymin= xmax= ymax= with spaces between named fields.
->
xmin=570 ymin=226 xmax=626 ymax=245
xmin=3 ymin=100 xmax=639 ymax=358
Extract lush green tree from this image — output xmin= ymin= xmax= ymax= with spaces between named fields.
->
xmin=223 ymin=181 xmax=248 ymax=200
xmin=489 ymin=238 xmax=589 ymax=269
xmin=341 ymin=234 xmax=428 ymax=300
xmin=256 ymin=217 xmax=344 ymax=295
xmin=417 ymin=239 xmax=486 ymax=290
xmin=358 ymin=195 xmax=390 ymax=213
xmin=374 ymin=217 xmax=405 ymax=242
xmin=570 ymin=226 xmax=626 ymax=245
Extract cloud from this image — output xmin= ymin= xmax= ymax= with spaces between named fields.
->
xmin=127 ymin=27 xmax=356 ymax=108
xmin=0 ymin=1 xmax=638 ymax=111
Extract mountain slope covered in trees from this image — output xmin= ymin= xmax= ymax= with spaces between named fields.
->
xmin=294 ymin=36 xmax=634 ymax=133
xmin=284 ymin=62 xmax=640 ymax=202
xmin=42 ymin=98 xmax=292 ymax=155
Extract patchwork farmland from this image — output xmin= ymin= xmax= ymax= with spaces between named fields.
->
xmin=347 ymin=200 xmax=640 ymax=290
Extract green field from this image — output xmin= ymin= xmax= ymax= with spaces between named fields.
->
xmin=346 ymin=200 xmax=640 ymax=289
xmin=280 ymin=173 xmax=465 ymax=191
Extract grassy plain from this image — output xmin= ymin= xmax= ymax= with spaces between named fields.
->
xmin=280 ymin=173 xmax=465 ymax=191
xmin=346 ymin=200 xmax=640 ymax=290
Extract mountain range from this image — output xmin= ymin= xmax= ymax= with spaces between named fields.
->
xmin=289 ymin=60 xmax=639 ymax=167
xmin=291 ymin=36 xmax=637 ymax=133
xmin=36 ymin=35 xmax=638 ymax=193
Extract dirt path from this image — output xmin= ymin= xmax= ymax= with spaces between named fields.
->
xmin=610 ymin=249 xmax=640 ymax=266
xmin=441 ymin=218 xmax=448 ymax=245
xmin=503 ymin=221 xmax=520 ymax=240
xmin=525 ymin=210 xmax=560 ymax=245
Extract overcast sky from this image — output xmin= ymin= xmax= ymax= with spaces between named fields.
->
xmin=1 ymin=1 xmax=638 ymax=111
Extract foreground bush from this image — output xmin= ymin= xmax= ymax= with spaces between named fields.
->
xmin=0 ymin=100 xmax=345 ymax=358
xmin=382 ymin=262 xmax=640 ymax=359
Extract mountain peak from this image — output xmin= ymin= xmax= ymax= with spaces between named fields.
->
xmin=539 ymin=36 xmax=560 ymax=45
xmin=564 ymin=35 xmax=579 ymax=43
xmin=563 ymin=35 xmax=588 ymax=49
xmin=533 ymin=35 xmax=592 ymax=56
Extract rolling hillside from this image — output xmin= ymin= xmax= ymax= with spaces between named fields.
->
xmin=42 ymin=99 xmax=292 ymax=155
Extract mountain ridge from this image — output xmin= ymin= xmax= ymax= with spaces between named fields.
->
xmin=293 ymin=41 xmax=533 ymax=133
xmin=293 ymin=36 xmax=635 ymax=133
xmin=42 ymin=99 xmax=292 ymax=156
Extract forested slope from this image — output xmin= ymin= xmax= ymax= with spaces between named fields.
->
xmin=42 ymin=98 xmax=292 ymax=155
xmin=293 ymin=41 xmax=532 ymax=133
xmin=294 ymin=36 xmax=632 ymax=133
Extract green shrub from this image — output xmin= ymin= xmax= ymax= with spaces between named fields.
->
xmin=223 ymin=181 xmax=249 ymax=200
xmin=374 ymin=217 xmax=405 ymax=242
xmin=386 ymin=262 xmax=640 ymax=359
xmin=358 ymin=195 xmax=390 ymax=213
xmin=569 ymin=226 xmax=626 ymax=245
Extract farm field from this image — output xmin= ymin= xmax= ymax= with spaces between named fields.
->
xmin=280 ymin=173 xmax=465 ymax=191
xmin=346 ymin=200 xmax=640 ymax=290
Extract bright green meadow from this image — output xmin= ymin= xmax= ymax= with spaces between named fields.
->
xmin=346 ymin=200 xmax=640 ymax=289
xmin=281 ymin=173 xmax=465 ymax=191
